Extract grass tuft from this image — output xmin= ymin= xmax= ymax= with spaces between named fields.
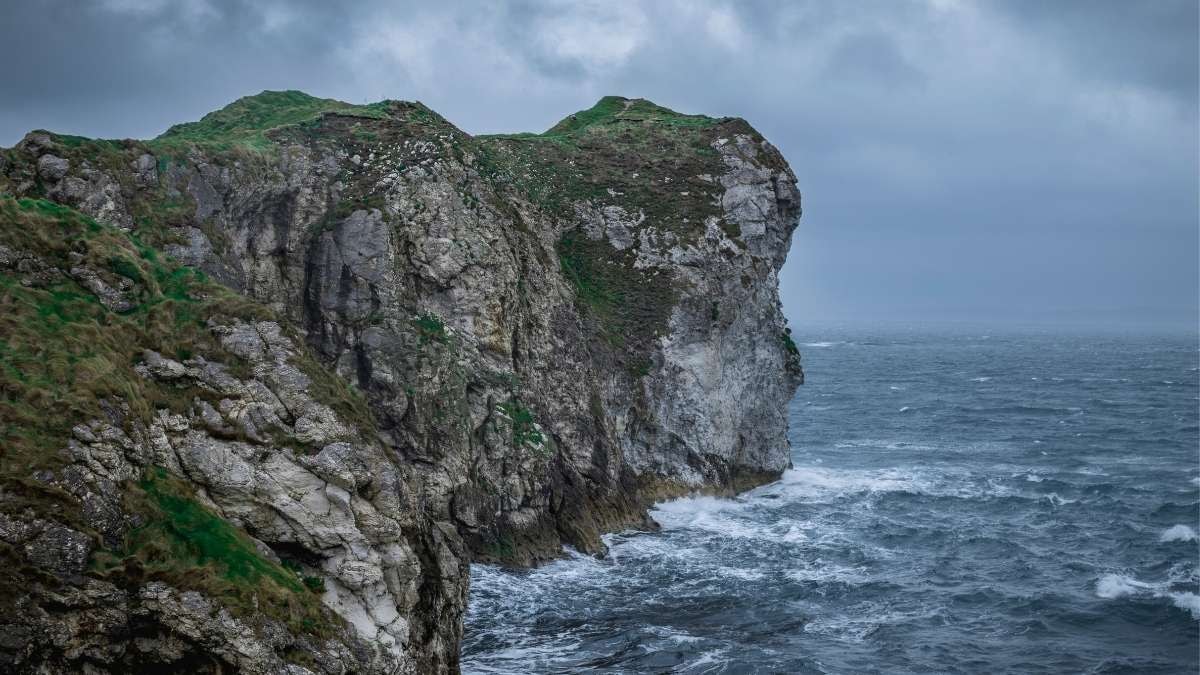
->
xmin=414 ymin=311 xmax=448 ymax=345
xmin=497 ymin=399 xmax=546 ymax=451
xmin=90 ymin=467 xmax=334 ymax=637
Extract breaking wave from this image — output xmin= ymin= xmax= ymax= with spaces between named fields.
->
xmin=1160 ymin=524 xmax=1198 ymax=542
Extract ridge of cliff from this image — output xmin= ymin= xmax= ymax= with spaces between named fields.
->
xmin=0 ymin=90 xmax=802 ymax=672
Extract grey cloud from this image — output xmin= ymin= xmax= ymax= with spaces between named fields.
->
xmin=989 ymin=0 xmax=1199 ymax=109
xmin=823 ymin=31 xmax=924 ymax=87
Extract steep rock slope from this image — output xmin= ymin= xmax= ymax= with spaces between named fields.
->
xmin=0 ymin=91 xmax=802 ymax=672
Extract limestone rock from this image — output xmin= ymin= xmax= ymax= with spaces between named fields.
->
xmin=37 ymin=154 xmax=70 ymax=181
xmin=0 ymin=93 xmax=802 ymax=673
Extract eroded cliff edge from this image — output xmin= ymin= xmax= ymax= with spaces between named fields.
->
xmin=0 ymin=91 xmax=802 ymax=673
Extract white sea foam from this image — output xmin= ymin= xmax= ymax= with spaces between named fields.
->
xmin=1095 ymin=574 xmax=1153 ymax=598
xmin=898 ymin=406 xmax=911 ymax=412
xmin=829 ymin=439 xmax=938 ymax=452
xmin=462 ymin=638 xmax=584 ymax=673
xmin=834 ymin=439 xmax=901 ymax=449
xmin=787 ymin=562 xmax=869 ymax=585
xmin=1095 ymin=574 xmax=1200 ymax=620
xmin=803 ymin=341 xmax=838 ymax=347
xmin=802 ymin=602 xmax=945 ymax=642
xmin=776 ymin=466 xmax=922 ymax=496
xmin=648 ymin=626 xmax=705 ymax=644
xmin=649 ymin=496 xmax=766 ymax=540
xmin=1159 ymin=525 xmax=1198 ymax=543
xmin=1046 ymin=493 xmax=1076 ymax=507
xmin=1168 ymin=593 xmax=1200 ymax=619
xmin=649 ymin=498 xmax=749 ymax=539
xmin=780 ymin=524 xmax=808 ymax=543
xmin=687 ymin=649 xmax=730 ymax=671
xmin=888 ymin=441 xmax=939 ymax=451
xmin=719 ymin=566 xmax=766 ymax=581
xmin=653 ymin=493 xmax=747 ymax=515
xmin=971 ymin=376 xmax=992 ymax=382
xmin=761 ymin=465 xmax=1004 ymax=503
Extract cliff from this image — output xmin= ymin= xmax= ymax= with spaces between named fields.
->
xmin=0 ymin=91 xmax=802 ymax=672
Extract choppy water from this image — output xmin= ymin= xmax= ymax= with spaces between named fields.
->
xmin=462 ymin=324 xmax=1200 ymax=673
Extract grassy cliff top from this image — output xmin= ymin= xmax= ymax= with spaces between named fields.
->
xmin=544 ymin=96 xmax=721 ymax=135
xmin=472 ymin=94 xmax=747 ymax=222
xmin=149 ymin=91 xmax=726 ymax=152
xmin=6 ymin=91 xmax=734 ymax=157
xmin=477 ymin=96 xmax=724 ymax=143
xmin=151 ymin=89 xmax=396 ymax=153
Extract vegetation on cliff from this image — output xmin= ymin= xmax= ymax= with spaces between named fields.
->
xmin=152 ymin=89 xmax=392 ymax=155
xmin=0 ymin=196 xmax=353 ymax=638
xmin=477 ymin=96 xmax=748 ymax=370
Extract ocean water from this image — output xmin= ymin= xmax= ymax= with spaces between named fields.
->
xmin=461 ymin=324 xmax=1200 ymax=674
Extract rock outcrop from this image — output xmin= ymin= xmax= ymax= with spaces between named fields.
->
xmin=0 ymin=91 xmax=801 ymax=672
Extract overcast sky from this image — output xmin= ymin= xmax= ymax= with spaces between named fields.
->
xmin=1 ymin=0 xmax=1196 ymax=328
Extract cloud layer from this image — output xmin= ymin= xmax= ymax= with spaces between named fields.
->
xmin=1 ymin=0 xmax=1195 ymax=326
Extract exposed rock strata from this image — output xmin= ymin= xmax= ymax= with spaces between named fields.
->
xmin=0 ymin=92 xmax=801 ymax=672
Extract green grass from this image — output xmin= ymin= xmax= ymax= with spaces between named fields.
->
xmin=0 ymin=198 xmax=206 ymax=473
xmin=90 ymin=467 xmax=333 ymax=637
xmin=555 ymin=230 xmax=675 ymax=351
xmin=150 ymin=90 xmax=392 ymax=155
xmin=0 ymin=128 xmax=199 ymax=251
xmin=108 ymin=254 xmax=144 ymax=284
xmin=497 ymin=399 xmax=546 ymax=451
xmin=414 ymin=311 xmax=448 ymax=344
xmin=542 ymin=96 xmax=630 ymax=136
xmin=0 ymin=197 xmax=367 ymax=470
xmin=557 ymin=231 xmax=621 ymax=314
xmin=476 ymin=95 xmax=733 ymax=237
xmin=485 ymin=96 xmax=720 ymax=142
xmin=781 ymin=329 xmax=799 ymax=357
xmin=136 ymin=468 xmax=306 ymax=591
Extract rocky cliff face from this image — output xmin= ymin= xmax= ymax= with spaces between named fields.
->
xmin=0 ymin=91 xmax=802 ymax=673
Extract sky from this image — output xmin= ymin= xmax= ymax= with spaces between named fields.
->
xmin=1 ymin=0 xmax=1196 ymax=329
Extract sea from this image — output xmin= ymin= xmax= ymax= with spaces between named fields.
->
xmin=461 ymin=323 xmax=1200 ymax=674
